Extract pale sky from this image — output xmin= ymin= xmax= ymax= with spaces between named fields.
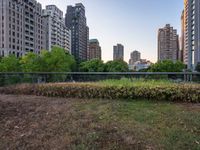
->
xmin=38 ymin=0 xmax=183 ymax=63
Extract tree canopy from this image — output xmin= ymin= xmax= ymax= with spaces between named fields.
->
xmin=149 ymin=60 xmax=185 ymax=72
xmin=105 ymin=60 xmax=129 ymax=72
xmin=79 ymin=59 xmax=129 ymax=72
xmin=1 ymin=46 xmax=76 ymax=73
xmin=0 ymin=55 xmax=21 ymax=72
xmin=38 ymin=46 xmax=76 ymax=72
xmin=20 ymin=52 xmax=40 ymax=72
xmin=79 ymin=59 xmax=105 ymax=72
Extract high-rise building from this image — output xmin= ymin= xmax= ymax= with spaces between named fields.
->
xmin=180 ymin=10 xmax=185 ymax=62
xmin=0 ymin=0 xmax=46 ymax=57
xmin=42 ymin=5 xmax=71 ymax=53
xmin=113 ymin=44 xmax=124 ymax=60
xmin=88 ymin=39 xmax=101 ymax=60
xmin=183 ymin=0 xmax=200 ymax=70
xmin=158 ymin=24 xmax=179 ymax=62
xmin=129 ymin=50 xmax=141 ymax=65
xmin=65 ymin=3 xmax=89 ymax=62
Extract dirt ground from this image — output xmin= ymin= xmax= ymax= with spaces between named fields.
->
xmin=0 ymin=95 xmax=144 ymax=150
xmin=0 ymin=95 xmax=199 ymax=150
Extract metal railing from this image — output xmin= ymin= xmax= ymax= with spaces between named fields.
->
xmin=0 ymin=72 xmax=199 ymax=86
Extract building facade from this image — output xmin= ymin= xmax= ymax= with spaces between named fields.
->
xmin=88 ymin=39 xmax=101 ymax=60
xmin=0 ymin=0 xmax=46 ymax=57
xmin=129 ymin=59 xmax=152 ymax=71
xmin=129 ymin=50 xmax=141 ymax=65
xmin=183 ymin=0 xmax=200 ymax=70
xmin=113 ymin=44 xmax=124 ymax=60
xmin=179 ymin=10 xmax=185 ymax=62
xmin=42 ymin=5 xmax=71 ymax=53
xmin=65 ymin=3 xmax=89 ymax=62
xmin=158 ymin=24 xmax=179 ymax=62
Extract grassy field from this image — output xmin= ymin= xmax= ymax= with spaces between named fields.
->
xmin=98 ymin=78 xmax=182 ymax=87
xmin=0 ymin=95 xmax=199 ymax=150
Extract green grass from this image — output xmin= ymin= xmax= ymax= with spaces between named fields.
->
xmin=74 ymin=99 xmax=200 ymax=150
xmin=97 ymin=78 xmax=178 ymax=87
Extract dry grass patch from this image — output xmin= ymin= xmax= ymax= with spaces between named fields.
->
xmin=0 ymin=95 xmax=199 ymax=150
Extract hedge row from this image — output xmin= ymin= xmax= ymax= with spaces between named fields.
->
xmin=0 ymin=83 xmax=200 ymax=103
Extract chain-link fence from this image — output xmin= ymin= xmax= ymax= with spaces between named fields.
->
xmin=0 ymin=72 xmax=199 ymax=86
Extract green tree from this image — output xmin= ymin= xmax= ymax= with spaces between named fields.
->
xmin=20 ymin=46 xmax=76 ymax=72
xmin=195 ymin=62 xmax=200 ymax=72
xmin=0 ymin=55 xmax=21 ymax=72
xmin=20 ymin=52 xmax=40 ymax=72
xmin=0 ymin=55 xmax=21 ymax=85
xmin=149 ymin=60 xmax=185 ymax=72
xmin=40 ymin=46 xmax=76 ymax=72
xmin=79 ymin=59 xmax=105 ymax=72
xmin=105 ymin=60 xmax=129 ymax=72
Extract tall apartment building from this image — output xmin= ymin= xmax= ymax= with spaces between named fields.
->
xmin=183 ymin=0 xmax=200 ymax=70
xmin=42 ymin=5 xmax=71 ymax=53
xmin=0 ymin=0 xmax=46 ymax=57
xmin=129 ymin=50 xmax=141 ymax=65
xmin=158 ymin=24 xmax=179 ymax=62
xmin=113 ymin=44 xmax=124 ymax=61
xmin=88 ymin=39 xmax=101 ymax=60
xmin=179 ymin=10 xmax=185 ymax=62
xmin=65 ymin=3 xmax=89 ymax=62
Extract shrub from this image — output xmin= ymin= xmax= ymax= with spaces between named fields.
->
xmin=1 ymin=82 xmax=200 ymax=103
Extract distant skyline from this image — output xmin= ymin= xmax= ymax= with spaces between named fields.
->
xmin=38 ymin=0 xmax=183 ymax=63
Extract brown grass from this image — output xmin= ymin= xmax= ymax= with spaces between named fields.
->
xmin=0 ymin=95 xmax=199 ymax=150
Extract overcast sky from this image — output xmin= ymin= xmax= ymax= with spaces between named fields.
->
xmin=38 ymin=0 xmax=183 ymax=63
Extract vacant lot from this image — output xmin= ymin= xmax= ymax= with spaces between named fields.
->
xmin=0 ymin=95 xmax=199 ymax=150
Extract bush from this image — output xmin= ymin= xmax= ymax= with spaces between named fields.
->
xmin=1 ymin=82 xmax=200 ymax=103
